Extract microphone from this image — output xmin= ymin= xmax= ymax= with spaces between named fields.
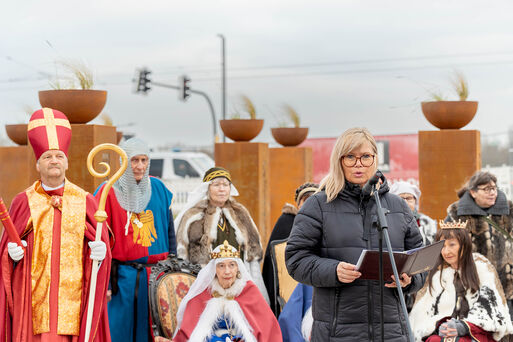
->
xmin=362 ymin=170 xmax=384 ymax=195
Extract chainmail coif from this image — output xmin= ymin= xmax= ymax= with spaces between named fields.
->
xmin=113 ymin=138 xmax=152 ymax=213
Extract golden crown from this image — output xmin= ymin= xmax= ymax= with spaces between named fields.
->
xmin=439 ymin=219 xmax=468 ymax=229
xmin=210 ymin=240 xmax=240 ymax=259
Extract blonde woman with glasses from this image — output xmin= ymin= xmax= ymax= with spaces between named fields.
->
xmin=285 ymin=127 xmax=424 ymax=341
xmin=446 ymin=170 xmax=513 ymax=320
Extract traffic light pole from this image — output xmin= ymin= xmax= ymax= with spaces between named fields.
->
xmin=151 ymin=81 xmax=219 ymax=144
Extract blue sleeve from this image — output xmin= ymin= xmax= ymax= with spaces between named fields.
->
xmin=93 ymin=182 xmax=106 ymax=196
xmin=278 ymin=284 xmax=309 ymax=342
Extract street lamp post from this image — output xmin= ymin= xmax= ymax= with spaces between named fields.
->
xmin=217 ymin=34 xmax=226 ymax=142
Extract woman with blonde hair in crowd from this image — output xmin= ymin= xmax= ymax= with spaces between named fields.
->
xmin=286 ymin=127 xmax=424 ymax=341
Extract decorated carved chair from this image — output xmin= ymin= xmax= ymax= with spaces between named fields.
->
xmin=270 ymin=238 xmax=298 ymax=315
xmin=148 ymin=256 xmax=202 ymax=340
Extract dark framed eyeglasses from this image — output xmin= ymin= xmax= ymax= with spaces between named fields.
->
xmin=341 ymin=154 xmax=375 ymax=167
xmin=476 ymin=186 xmax=498 ymax=194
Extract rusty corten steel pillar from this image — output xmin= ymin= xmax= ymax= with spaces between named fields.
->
xmin=418 ymin=129 xmax=481 ymax=222
xmin=269 ymin=146 xmax=313 ymax=244
xmin=215 ymin=142 xmax=271 ymax=247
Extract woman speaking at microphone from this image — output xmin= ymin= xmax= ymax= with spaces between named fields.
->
xmin=285 ymin=127 xmax=425 ymax=341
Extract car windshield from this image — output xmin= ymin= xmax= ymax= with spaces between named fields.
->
xmin=191 ymin=156 xmax=214 ymax=172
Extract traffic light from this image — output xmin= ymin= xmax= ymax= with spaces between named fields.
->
xmin=179 ymin=75 xmax=191 ymax=101
xmin=135 ymin=68 xmax=151 ymax=94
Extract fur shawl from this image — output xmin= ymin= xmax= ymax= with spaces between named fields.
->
xmin=176 ymin=198 xmax=263 ymax=265
xmin=282 ymin=203 xmax=298 ymax=216
xmin=410 ymin=253 xmax=513 ymax=342
xmin=447 ymin=192 xmax=513 ymax=299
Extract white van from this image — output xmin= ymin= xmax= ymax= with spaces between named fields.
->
xmin=149 ymin=151 xmax=215 ymax=214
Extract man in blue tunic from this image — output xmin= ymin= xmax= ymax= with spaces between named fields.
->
xmin=95 ymin=137 xmax=176 ymax=342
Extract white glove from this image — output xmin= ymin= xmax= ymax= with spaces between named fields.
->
xmin=88 ymin=241 xmax=106 ymax=261
xmin=8 ymin=241 xmax=27 ymax=261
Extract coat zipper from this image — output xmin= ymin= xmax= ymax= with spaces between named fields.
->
xmin=361 ymin=199 xmax=374 ymax=341
xmin=330 ymin=288 xmax=341 ymax=336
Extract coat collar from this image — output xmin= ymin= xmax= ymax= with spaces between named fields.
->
xmin=340 ymin=177 xmax=390 ymax=199
xmin=457 ymin=190 xmax=509 ymax=216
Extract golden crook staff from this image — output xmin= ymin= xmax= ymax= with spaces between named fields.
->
xmin=84 ymin=143 xmax=128 ymax=342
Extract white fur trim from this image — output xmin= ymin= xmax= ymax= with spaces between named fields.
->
xmin=301 ymin=306 xmax=313 ymax=342
xmin=188 ymin=279 xmax=256 ymax=342
xmin=176 ymin=211 xmax=204 ymax=259
xmin=222 ymin=207 xmax=245 ymax=247
xmin=410 ymin=253 xmax=513 ymax=341
xmin=209 ymin=207 xmax=222 ymax=242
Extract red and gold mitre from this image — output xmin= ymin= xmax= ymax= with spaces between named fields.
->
xmin=28 ymin=108 xmax=72 ymax=160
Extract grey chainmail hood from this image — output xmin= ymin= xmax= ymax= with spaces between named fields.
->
xmin=113 ymin=137 xmax=152 ymax=213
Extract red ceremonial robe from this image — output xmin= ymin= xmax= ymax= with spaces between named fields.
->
xmin=173 ymin=281 xmax=282 ymax=342
xmin=0 ymin=184 xmax=111 ymax=342
xmin=425 ymin=317 xmax=496 ymax=342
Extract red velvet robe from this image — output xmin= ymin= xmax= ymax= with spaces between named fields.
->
xmin=173 ymin=281 xmax=282 ymax=342
xmin=0 ymin=186 xmax=111 ymax=342
xmin=425 ymin=317 xmax=497 ymax=342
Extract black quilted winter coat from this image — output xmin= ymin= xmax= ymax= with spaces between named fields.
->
xmin=285 ymin=180 xmax=425 ymax=341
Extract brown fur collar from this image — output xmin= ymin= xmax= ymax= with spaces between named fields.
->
xmin=176 ymin=198 xmax=263 ymax=265
xmin=282 ymin=203 xmax=298 ymax=216
xmin=447 ymin=199 xmax=513 ymax=299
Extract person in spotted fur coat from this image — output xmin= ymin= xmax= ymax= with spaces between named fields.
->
xmin=446 ymin=170 xmax=513 ymax=321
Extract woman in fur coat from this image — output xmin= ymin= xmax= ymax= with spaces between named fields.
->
xmin=409 ymin=222 xmax=513 ymax=342
xmin=446 ymin=170 xmax=513 ymax=317
xmin=174 ymin=167 xmax=269 ymax=302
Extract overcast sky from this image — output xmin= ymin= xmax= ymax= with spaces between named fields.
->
xmin=2 ymin=0 xmax=513 ymax=148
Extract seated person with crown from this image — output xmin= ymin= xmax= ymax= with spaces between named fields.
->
xmin=410 ymin=220 xmax=513 ymax=342
xmin=167 ymin=240 xmax=282 ymax=342
xmin=175 ymin=167 xmax=269 ymax=303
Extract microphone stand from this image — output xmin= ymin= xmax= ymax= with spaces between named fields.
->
xmin=371 ymin=183 xmax=414 ymax=342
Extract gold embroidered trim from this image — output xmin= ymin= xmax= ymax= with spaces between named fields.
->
xmin=203 ymin=170 xmax=231 ymax=183
xmin=211 ymin=291 xmax=235 ymax=300
xmin=131 ymin=210 xmax=157 ymax=247
xmin=218 ymin=217 xmax=226 ymax=232
xmin=27 ymin=108 xmax=71 ymax=150
xmin=26 ymin=179 xmax=86 ymax=335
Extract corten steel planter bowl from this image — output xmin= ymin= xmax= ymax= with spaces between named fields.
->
xmin=220 ymin=119 xmax=264 ymax=142
xmin=5 ymin=124 xmax=28 ymax=145
xmin=38 ymin=89 xmax=107 ymax=124
xmin=421 ymin=101 xmax=478 ymax=130
xmin=116 ymin=131 xmax=123 ymax=144
xmin=271 ymin=127 xmax=309 ymax=147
